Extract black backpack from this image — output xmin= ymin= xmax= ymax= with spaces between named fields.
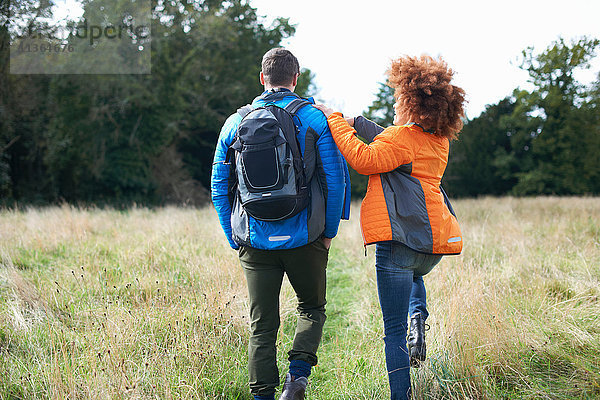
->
xmin=226 ymin=98 xmax=312 ymax=221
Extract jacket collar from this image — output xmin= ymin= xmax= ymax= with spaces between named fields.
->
xmin=258 ymin=88 xmax=299 ymax=103
xmin=263 ymin=87 xmax=292 ymax=94
xmin=405 ymin=122 xmax=435 ymax=135
xmin=253 ymin=89 xmax=317 ymax=106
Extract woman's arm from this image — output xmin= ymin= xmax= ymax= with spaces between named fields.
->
xmin=326 ymin=113 xmax=414 ymax=175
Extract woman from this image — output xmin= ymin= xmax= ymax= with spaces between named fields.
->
xmin=315 ymin=55 xmax=465 ymax=399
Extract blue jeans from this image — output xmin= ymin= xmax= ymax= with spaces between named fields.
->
xmin=375 ymin=242 xmax=442 ymax=400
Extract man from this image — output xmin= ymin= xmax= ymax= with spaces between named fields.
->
xmin=211 ymin=48 xmax=351 ymax=400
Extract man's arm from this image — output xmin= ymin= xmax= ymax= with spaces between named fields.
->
xmin=315 ymin=115 xmax=346 ymax=239
xmin=210 ymin=114 xmax=241 ymax=249
xmin=354 ymin=116 xmax=385 ymax=144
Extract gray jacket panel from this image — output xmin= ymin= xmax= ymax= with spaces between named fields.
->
xmin=305 ymin=127 xmax=326 ymax=242
xmin=380 ymin=171 xmax=434 ymax=253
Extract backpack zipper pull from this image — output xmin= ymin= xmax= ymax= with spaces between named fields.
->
xmin=364 ymin=245 xmax=367 ymax=257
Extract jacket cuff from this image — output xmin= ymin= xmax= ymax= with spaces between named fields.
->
xmin=323 ymin=227 xmax=339 ymax=239
xmin=228 ymin=237 xmax=239 ymax=250
xmin=328 ymin=112 xmax=344 ymax=120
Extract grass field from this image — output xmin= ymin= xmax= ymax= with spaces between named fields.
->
xmin=0 ymin=197 xmax=599 ymax=399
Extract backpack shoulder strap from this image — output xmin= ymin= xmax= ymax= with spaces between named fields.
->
xmin=236 ymin=104 xmax=253 ymax=119
xmin=226 ymin=106 xmax=251 ymax=164
xmin=284 ymin=98 xmax=311 ymax=115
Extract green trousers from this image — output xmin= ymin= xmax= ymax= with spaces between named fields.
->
xmin=238 ymin=239 xmax=329 ymax=396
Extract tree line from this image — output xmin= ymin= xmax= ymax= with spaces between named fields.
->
xmin=447 ymin=37 xmax=600 ymax=197
xmin=0 ymin=0 xmax=314 ymax=206
xmin=1 ymin=0 xmax=598 ymax=206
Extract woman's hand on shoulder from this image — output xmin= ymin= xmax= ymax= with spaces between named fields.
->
xmin=314 ymin=103 xmax=335 ymax=118
xmin=314 ymin=103 xmax=355 ymax=126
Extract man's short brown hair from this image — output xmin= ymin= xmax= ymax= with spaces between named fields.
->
xmin=261 ymin=48 xmax=300 ymax=87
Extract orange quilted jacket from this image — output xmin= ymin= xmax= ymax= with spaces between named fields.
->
xmin=327 ymin=113 xmax=462 ymax=255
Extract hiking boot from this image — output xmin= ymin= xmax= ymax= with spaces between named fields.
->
xmin=407 ymin=312 xmax=429 ymax=368
xmin=278 ymin=373 xmax=308 ymax=400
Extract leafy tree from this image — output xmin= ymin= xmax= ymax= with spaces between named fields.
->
xmin=0 ymin=3 xmax=12 ymax=199
xmin=444 ymin=98 xmax=517 ymax=197
xmin=364 ymin=82 xmax=395 ymax=126
xmin=1 ymin=0 xmax=306 ymax=205
xmin=509 ymin=37 xmax=600 ymax=195
xmin=582 ymin=73 xmax=600 ymax=193
xmin=296 ymin=67 xmax=317 ymax=98
xmin=0 ymin=0 xmax=56 ymax=203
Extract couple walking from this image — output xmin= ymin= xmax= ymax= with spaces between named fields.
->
xmin=211 ymin=48 xmax=465 ymax=400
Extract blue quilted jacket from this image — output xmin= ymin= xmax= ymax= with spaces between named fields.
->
xmin=211 ymin=89 xmax=351 ymax=250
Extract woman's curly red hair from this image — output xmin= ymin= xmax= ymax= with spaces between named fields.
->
xmin=387 ymin=55 xmax=466 ymax=139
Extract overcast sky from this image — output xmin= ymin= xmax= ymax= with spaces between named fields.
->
xmin=252 ymin=0 xmax=600 ymax=119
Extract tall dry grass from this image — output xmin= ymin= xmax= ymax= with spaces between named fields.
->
xmin=0 ymin=197 xmax=598 ymax=399
xmin=0 ymin=206 xmax=248 ymax=399
xmin=416 ymin=197 xmax=600 ymax=399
